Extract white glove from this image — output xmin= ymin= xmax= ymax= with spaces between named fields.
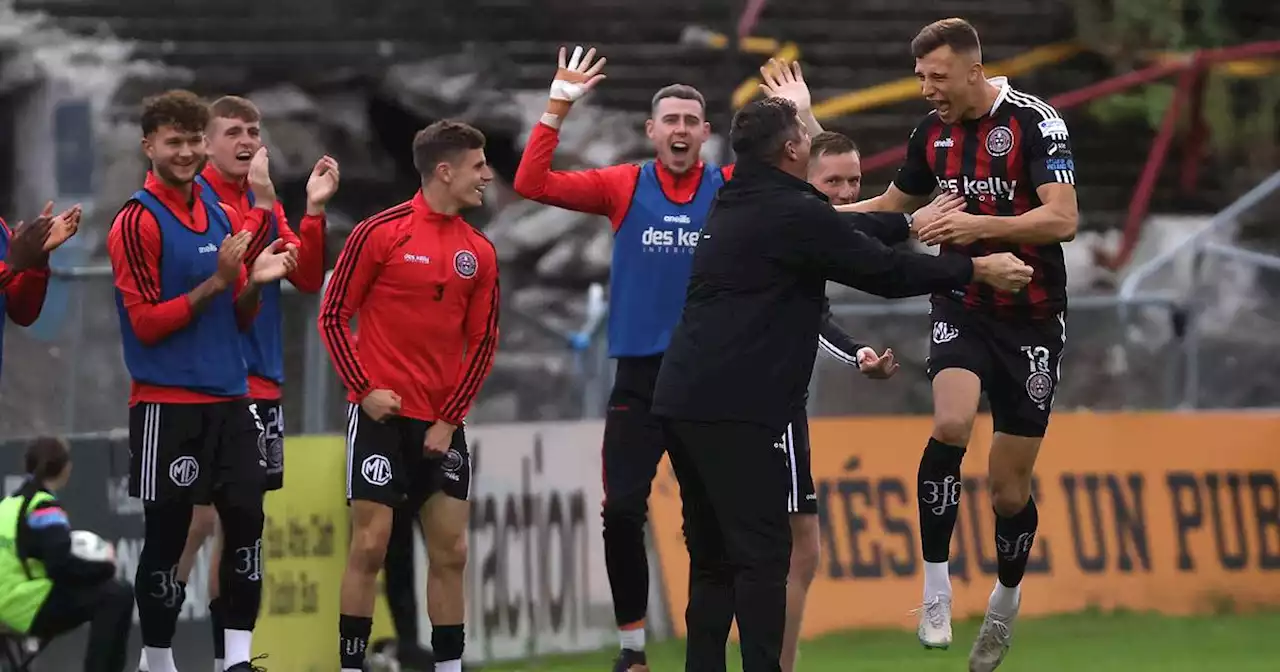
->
xmin=545 ymin=45 xmax=607 ymax=121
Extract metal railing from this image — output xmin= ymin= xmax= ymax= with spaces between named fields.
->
xmin=1119 ymin=170 xmax=1280 ymax=409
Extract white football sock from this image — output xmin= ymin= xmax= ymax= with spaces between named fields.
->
xmin=214 ymin=658 xmax=223 ymax=672
xmin=923 ymin=560 xmax=952 ymax=601
xmin=435 ymin=660 xmax=463 ymax=672
xmin=989 ymin=581 xmax=1021 ymax=616
xmin=619 ymin=627 xmax=645 ymax=651
xmin=223 ymin=629 xmax=253 ymax=667
xmin=143 ymin=647 xmax=177 ymax=672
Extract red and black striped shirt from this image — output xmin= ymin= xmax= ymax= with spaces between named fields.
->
xmin=894 ymin=77 xmax=1075 ymax=320
xmin=318 ymin=190 xmax=500 ymax=425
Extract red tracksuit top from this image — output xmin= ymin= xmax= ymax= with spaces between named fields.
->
xmin=513 ymin=121 xmax=735 ymax=229
xmin=107 ymin=172 xmax=263 ymax=406
xmin=0 ymin=219 xmax=51 ymax=328
xmin=199 ymin=165 xmax=327 ymax=400
xmin=318 ymin=190 xmax=500 ymax=425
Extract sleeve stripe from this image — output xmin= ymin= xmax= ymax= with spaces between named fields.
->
xmin=1006 ymin=88 xmax=1060 ymax=122
xmin=1053 ymin=169 xmax=1076 ymax=185
xmin=319 ymin=204 xmax=410 ymax=393
xmin=246 ymin=208 xmax=276 ymax=261
xmin=440 ymin=274 xmax=500 ymax=420
xmin=119 ymin=201 xmax=161 ymax=303
xmin=818 ymin=334 xmax=860 ymax=367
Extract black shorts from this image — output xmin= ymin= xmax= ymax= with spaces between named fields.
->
xmin=779 ymin=408 xmax=816 ymax=515
xmin=255 ymin=399 xmax=285 ymax=491
xmin=344 ymin=404 xmax=471 ymax=509
xmin=128 ymin=400 xmax=267 ymax=505
xmin=927 ymin=298 xmax=1067 ymax=437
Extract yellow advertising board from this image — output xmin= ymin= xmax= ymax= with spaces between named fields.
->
xmin=649 ymin=412 xmax=1280 ymax=637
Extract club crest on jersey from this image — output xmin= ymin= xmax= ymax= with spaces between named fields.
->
xmin=985 ymin=126 xmax=1014 ymax=157
xmin=453 ymin=250 xmax=478 ymax=279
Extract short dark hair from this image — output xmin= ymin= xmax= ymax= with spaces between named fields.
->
xmin=810 ymin=131 xmax=858 ymax=159
xmin=24 ymin=437 xmax=70 ymax=482
xmin=209 ymin=95 xmax=261 ymax=124
xmin=140 ymin=89 xmax=210 ymax=137
xmin=911 ymin=18 xmax=982 ymax=60
xmin=412 ymin=120 xmax=487 ymax=177
xmin=651 ymin=84 xmax=706 ymax=116
xmin=730 ymin=97 xmax=801 ymax=164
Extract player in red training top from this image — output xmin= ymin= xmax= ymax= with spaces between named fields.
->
xmin=107 ymin=90 xmax=297 ymax=672
xmin=0 ymin=201 xmax=82 ymax=381
xmin=320 ymin=120 xmax=499 ymax=672
xmin=144 ymin=94 xmax=338 ymax=672
xmin=844 ymin=19 xmax=1079 ymax=671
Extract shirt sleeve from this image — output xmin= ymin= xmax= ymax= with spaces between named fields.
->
xmin=318 ymin=215 xmax=390 ymax=400
xmin=0 ymin=219 xmax=50 ymax=327
xmin=437 ymin=240 xmax=500 ymax=426
xmin=817 ymin=297 xmax=866 ymax=368
xmin=840 ymin=211 xmax=911 ymax=246
xmin=892 ymin=116 xmax=939 ymax=197
xmin=222 ymin=204 xmax=258 ymax=330
xmin=792 ymin=201 xmax=974 ymax=298
xmin=21 ymin=498 xmax=114 ymax=584
xmin=107 ymin=201 xmax=197 ymax=345
xmin=512 ymin=122 xmax=641 ymax=228
xmin=285 ymin=208 xmax=327 ymax=293
xmin=1020 ymin=107 xmax=1077 ymax=188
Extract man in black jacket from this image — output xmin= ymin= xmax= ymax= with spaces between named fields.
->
xmin=651 ymin=97 xmax=1031 ymax=672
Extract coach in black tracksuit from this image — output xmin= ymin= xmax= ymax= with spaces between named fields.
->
xmin=651 ymin=97 xmax=1031 ymax=672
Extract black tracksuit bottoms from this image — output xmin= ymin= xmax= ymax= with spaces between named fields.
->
xmin=661 ymin=417 xmax=791 ymax=672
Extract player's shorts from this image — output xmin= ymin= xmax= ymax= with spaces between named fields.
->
xmin=345 ymin=404 xmax=471 ymax=509
xmin=254 ymin=399 xmax=285 ymax=492
xmin=927 ymin=298 xmax=1067 ymax=437
xmin=128 ymin=400 xmax=268 ymax=505
xmin=778 ymin=407 xmax=817 ymax=515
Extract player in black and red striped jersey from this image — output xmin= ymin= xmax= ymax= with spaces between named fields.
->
xmin=843 ymin=18 xmax=1078 ymax=671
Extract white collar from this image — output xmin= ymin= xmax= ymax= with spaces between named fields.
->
xmin=986 ymin=76 xmax=1011 ymax=117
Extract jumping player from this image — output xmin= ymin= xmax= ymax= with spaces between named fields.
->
xmin=844 ymin=19 xmax=1078 ymax=670
xmin=107 ymin=89 xmax=297 ymax=672
xmin=320 ymin=120 xmax=499 ymax=672
xmin=148 ymin=94 xmax=337 ymax=672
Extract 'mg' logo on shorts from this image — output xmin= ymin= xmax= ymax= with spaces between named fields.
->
xmin=169 ymin=456 xmax=199 ymax=487
xmin=362 ymin=454 xmax=393 ymax=486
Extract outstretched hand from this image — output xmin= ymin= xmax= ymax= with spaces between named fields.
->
xmin=759 ymin=58 xmax=812 ymax=112
xmin=547 ymin=45 xmax=607 ymax=117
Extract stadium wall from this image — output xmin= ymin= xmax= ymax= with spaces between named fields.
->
xmin=6 ymin=411 xmax=1278 ymax=668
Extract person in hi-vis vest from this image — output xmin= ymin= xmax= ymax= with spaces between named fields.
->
xmin=0 ymin=437 xmax=132 ymax=672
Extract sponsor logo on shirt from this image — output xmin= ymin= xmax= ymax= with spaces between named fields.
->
xmin=935 ymin=175 xmax=1018 ymax=202
xmin=1045 ymin=158 xmax=1075 ymax=172
xmin=198 ymin=243 xmax=218 ymax=254
xmin=933 ymin=137 xmax=954 ymax=148
xmin=403 ymin=253 xmax=431 ymax=265
xmin=641 ymin=225 xmax=700 ymax=254
xmin=663 ymin=214 xmax=692 ymax=225
xmin=1038 ymin=118 xmax=1069 ymax=138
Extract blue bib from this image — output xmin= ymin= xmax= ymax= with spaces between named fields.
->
xmin=194 ymin=176 xmax=283 ymax=385
xmin=115 ymin=189 xmax=247 ymax=396
xmin=608 ymin=161 xmax=724 ymax=358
